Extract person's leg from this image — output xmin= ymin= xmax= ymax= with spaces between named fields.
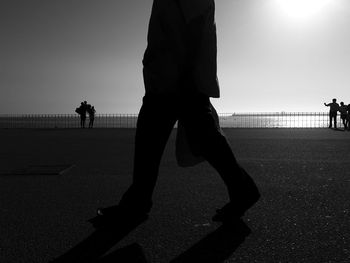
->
xmin=180 ymin=94 xmax=259 ymax=218
xmin=329 ymin=113 xmax=332 ymax=128
xmin=342 ymin=116 xmax=347 ymax=129
xmin=119 ymin=94 xmax=178 ymax=213
xmin=333 ymin=114 xmax=337 ymax=129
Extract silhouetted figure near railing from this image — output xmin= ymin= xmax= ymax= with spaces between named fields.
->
xmin=75 ymin=101 xmax=88 ymax=128
xmin=87 ymin=105 xmax=96 ymax=128
xmin=324 ymin=99 xmax=339 ymax=129
xmin=346 ymin=104 xmax=350 ymax=131
xmin=90 ymin=0 xmax=260 ymax=231
xmin=339 ymin=102 xmax=348 ymax=130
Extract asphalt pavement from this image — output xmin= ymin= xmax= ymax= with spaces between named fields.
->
xmin=0 ymin=128 xmax=349 ymax=262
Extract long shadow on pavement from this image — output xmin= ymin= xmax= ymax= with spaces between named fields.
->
xmin=97 ymin=243 xmax=148 ymax=263
xmin=50 ymin=215 xmax=148 ymax=262
xmin=170 ymin=219 xmax=251 ymax=263
xmin=51 ymin=218 xmax=250 ymax=262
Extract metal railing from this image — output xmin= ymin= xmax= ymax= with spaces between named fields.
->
xmin=0 ymin=112 xmax=342 ymax=129
xmin=219 ymin=112 xmax=334 ymax=128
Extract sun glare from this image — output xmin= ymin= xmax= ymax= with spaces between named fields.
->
xmin=275 ymin=0 xmax=333 ymax=22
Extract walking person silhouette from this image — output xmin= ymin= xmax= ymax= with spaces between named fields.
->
xmin=324 ymin=99 xmax=339 ymax=129
xmin=91 ymin=0 xmax=260 ymax=227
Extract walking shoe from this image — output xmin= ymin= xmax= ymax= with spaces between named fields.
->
xmin=212 ymin=190 xmax=260 ymax=223
xmin=213 ymin=165 xmax=261 ymax=223
xmin=88 ymin=205 xmax=149 ymax=229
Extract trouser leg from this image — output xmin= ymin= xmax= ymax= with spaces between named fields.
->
xmin=180 ymin=95 xmax=258 ymax=202
xmin=119 ymin=95 xmax=177 ymax=212
xmin=342 ymin=117 xmax=347 ymax=129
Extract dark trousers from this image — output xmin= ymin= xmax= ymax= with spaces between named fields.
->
xmin=89 ymin=117 xmax=94 ymax=128
xmin=329 ymin=112 xmax=337 ymax=128
xmin=340 ymin=114 xmax=347 ymax=129
xmin=80 ymin=116 xmax=86 ymax=128
xmin=120 ymin=93 xmax=257 ymax=212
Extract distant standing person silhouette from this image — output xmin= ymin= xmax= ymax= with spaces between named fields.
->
xmin=88 ymin=106 xmax=96 ymax=128
xmin=79 ymin=101 xmax=88 ymax=128
xmin=339 ymin=102 xmax=348 ymax=130
xmin=324 ymin=99 xmax=339 ymax=129
xmin=92 ymin=0 xmax=260 ymax=226
xmin=347 ymin=104 xmax=350 ymax=131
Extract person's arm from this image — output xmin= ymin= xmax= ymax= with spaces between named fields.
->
xmin=324 ymin=103 xmax=329 ymax=107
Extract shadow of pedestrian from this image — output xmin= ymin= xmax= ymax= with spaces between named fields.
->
xmin=50 ymin=217 xmax=147 ymax=262
xmin=97 ymin=243 xmax=148 ymax=263
xmin=333 ymin=128 xmax=345 ymax=132
xmin=51 ymin=217 xmax=250 ymax=263
xmin=170 ymin=219 xmax=251 ymax=263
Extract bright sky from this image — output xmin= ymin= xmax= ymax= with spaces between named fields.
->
xmin=1 ymin=0 xmax=349 ymax=114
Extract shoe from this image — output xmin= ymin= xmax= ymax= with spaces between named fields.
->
xmin=213 ymin=166 xmax=260 ymax=223
xmin=212 ymin=191 xmax=260 ymax=223
xmin=96 ymin=205 xmax=119 ymax=216
xmin=88 ymin=205 xmax=149 ymax=229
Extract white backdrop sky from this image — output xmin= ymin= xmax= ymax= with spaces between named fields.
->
xmin=1 ymin=0 xmax=349 ymax=114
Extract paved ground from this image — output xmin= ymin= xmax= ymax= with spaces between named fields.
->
xmin=0 ymin=128 xmax=349 ymax=262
